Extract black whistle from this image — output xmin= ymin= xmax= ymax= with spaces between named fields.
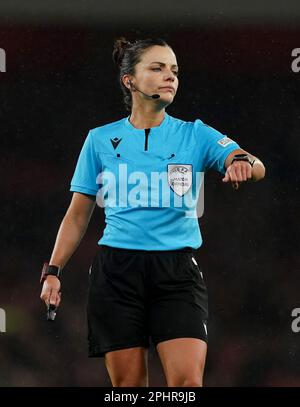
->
xmin=47 ymin=304 xmax=57 ymax=321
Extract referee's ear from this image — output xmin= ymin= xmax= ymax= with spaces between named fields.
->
xmin=122 ymin=74 xmax=132 ymax=90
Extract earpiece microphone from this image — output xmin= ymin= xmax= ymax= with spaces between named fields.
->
xmin=128 ymin=81 xmax=160 ymax=99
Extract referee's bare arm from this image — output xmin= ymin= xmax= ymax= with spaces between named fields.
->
xmin=40 ymin=192 xmax=96 ymax=307
xmin=223 ymin=148 xmax=266 ymax=189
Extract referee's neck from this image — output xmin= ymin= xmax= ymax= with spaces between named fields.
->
xmin=129 ymin=108 xmax=166 ymax=129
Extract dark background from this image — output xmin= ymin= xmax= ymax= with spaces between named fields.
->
xmin=0 ymin=0 xmax=299 ymax=386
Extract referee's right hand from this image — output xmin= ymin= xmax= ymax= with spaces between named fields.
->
xmin=40 ymin=276 xmax=61 ymax=308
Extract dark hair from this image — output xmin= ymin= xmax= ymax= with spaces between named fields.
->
xmin=112 ymin=37 xmax=170 ymax=111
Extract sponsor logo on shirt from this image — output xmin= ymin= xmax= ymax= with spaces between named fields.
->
xmin=217 ymin=136 xmax=235 ymax=147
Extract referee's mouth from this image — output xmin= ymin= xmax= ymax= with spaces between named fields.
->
xmin=159 ymin=86 xmax=176 ymax=93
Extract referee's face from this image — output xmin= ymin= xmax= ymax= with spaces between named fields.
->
xmin=133 ymin=45 xmax=179 ymax=106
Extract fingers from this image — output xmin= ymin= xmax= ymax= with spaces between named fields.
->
xmin=40 ymin=285 xmax=50 ymax=305
xmin=222 ymin=165 xmax=239 ymax=188
xmin=56 ymin=292 xmax=62 ymax=308
xmin=49 ymin=288 xmax=61 ymax=307
xmin=222 ymin=172 xmax=230 ymax=182
xmin=223 ymin=162 xmax=252 ymax=189
xmin=246 ymin=162 xmax=252 ymax=180
xmin=40 ymin=286 xmax=61 ymax=308
xmin=241 ymin=164 xmax=251 ymax=181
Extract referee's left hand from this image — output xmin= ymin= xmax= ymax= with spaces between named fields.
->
xmin=222 ymin=161 xmax=252 ymax=190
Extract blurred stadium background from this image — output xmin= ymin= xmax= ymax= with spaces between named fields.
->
xmin=0 ymin=0 xmax=300 ymax=386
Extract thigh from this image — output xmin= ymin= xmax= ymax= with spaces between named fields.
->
xmin=105 ymin=346 xmax=149 ymax=387
xmin=87 ymin=246 xmax=150 ymax=357
xmin=149 ymin=251 xmax=208 ymax=347
xmin=156 ymin=338 xmax=207 ymax=387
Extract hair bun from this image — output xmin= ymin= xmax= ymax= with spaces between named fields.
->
xmin=112 ymin=37 xmax=131 ymax=68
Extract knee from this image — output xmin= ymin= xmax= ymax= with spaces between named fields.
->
xmin=168 ymin=374 xmax=203 ymax=387
xmin=112 ymin=375 xmax=149 ymax=387
xmin=181 ymin=377 xmax=203 ymax=387
xmin=113 ymin=379 xmax=148 ymax=387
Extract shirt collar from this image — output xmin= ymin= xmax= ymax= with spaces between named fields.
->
xmin=124 ymin=112 xmax=170 ymax=132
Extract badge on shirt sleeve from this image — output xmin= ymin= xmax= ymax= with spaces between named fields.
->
xmin=217 ymin=136 xmax=235 ymax=147
xmin=167 ymin=164 xmax=193 ymax=196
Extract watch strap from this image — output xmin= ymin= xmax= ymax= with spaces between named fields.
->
xmin=40 ymin=262 xmax=61 ymax=284
xmin=231 ymin=154 xmax=255 ymax=167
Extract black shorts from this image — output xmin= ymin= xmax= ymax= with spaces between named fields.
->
xmin=87 ymin=245 xmax=208 ymax=358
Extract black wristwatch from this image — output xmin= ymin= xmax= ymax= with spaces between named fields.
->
xmin=40 ymin=262 xmax=61 ymax=284
xmin=231 ymin=154 xmax=256 ymax=167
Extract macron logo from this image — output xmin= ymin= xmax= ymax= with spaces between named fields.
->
xmin=110 ymin=137 xmax=122 ymax=150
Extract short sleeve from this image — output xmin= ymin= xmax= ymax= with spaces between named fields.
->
xmin=195 ymin=120 xmax=241 ymax=174
xmin=70 ymin=130 xmax=102 ymax=196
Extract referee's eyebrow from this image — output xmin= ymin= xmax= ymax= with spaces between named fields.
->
xmin=150 ymin=62 xmax=179 ymax=68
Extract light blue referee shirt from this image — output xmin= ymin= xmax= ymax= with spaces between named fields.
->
xmin=70 ymin=112 xmax=240 ymax=250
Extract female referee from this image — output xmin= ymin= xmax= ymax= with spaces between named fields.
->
xmin=40 ymin=38 xmax=265 ymax=387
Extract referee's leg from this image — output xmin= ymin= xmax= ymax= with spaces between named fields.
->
xmin=104 ymin=346 xmax=149 ymax=387
xmin=156 ymin=338 xmax=207 ymax=387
